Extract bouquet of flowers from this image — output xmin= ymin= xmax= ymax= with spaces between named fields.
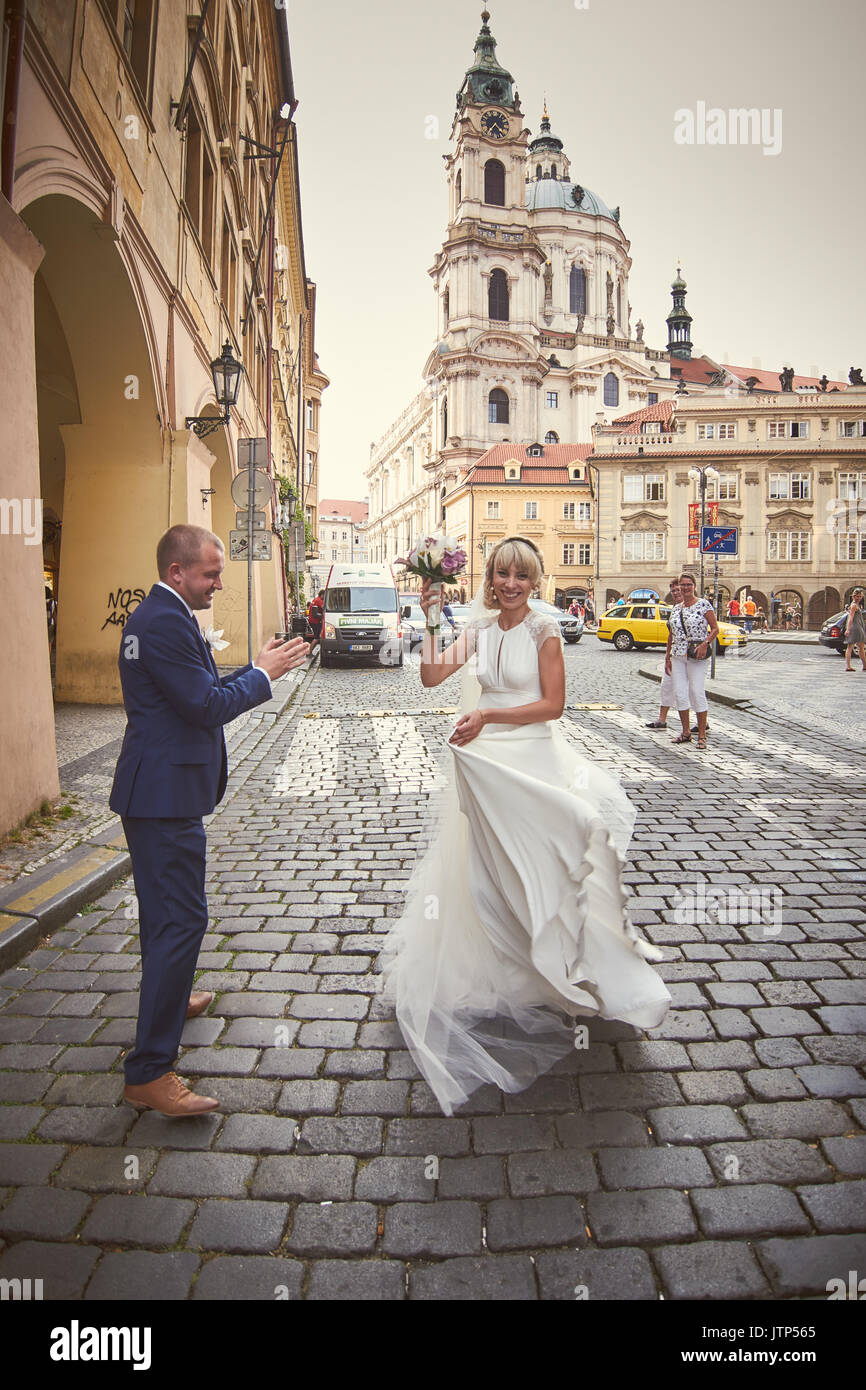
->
xmin=398 ymin=533 xmax=468 ymax=632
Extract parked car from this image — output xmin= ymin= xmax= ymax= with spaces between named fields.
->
xmin=818 ymin=609 xmax=853 ymax=655
xmin=400 ymin=602 xmax=458 ymax=648
xmin=596 ymin=602 xmax=746 ymax=655
xmin=528 ymin=597 xmax=583 ymax=643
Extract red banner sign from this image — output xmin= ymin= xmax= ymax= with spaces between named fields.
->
xmin=688 ymin=501 xmax=719 ymax=547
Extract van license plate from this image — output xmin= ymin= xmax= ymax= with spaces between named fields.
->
xmin=350 ymin=644 xmax=374 ymax=651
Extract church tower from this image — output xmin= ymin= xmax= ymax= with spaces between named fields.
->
xmin=428 ymin=9 xmax=547 ymax=484
xmin=666 ymin=266 xmax=693 ymax=359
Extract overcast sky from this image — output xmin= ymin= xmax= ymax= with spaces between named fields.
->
xmin=288 ymin=0 xmax=866 ymax=501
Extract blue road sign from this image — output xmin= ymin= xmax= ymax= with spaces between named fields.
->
xmin=701 ymin=525 xmax=738 ymax=555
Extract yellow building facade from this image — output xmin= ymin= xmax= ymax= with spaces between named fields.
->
xmin=0 ymin=0 xmax=324 ymax=833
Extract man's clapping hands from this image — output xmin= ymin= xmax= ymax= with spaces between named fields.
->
xmin=256 ymin=635 xmax=310 ymax=681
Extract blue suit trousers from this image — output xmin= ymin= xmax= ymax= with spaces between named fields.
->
xmin=122 ymin=816 xmax=208 ymax=1085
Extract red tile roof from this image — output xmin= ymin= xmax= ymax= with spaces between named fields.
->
xmin=612 ymin=400 xmax=676 ymax=426
xmin=669 ymin=356 xmax=848 ymax=393
xmin=318 ymin=498 xmax=369 ymax=524
xmin=463 ymin=442 xmax=592 ymax=486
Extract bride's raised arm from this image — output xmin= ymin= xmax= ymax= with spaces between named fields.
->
xmin=418 ymin=577 xmax=476 ymax=688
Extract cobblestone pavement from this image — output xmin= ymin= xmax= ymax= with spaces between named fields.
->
xmin=0 ymin=642 xmax=864 ymax=1300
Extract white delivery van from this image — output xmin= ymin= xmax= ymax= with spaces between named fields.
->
xmin=320 ymin=563 xmax=403 ymax=668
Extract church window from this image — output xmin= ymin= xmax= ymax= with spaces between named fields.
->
xmin=443 ymin=289 xmax=450 ymax=326
xmin=648 ymin=391 xmax=658 ymax=405
xmin=604 ymin=372 xmax=619 ymax=407
xmin=441 ymin=396 xmax=448 ymax=445
xmin=545 ymin=431 xmax=559 ymax=444
xmin=616 ymin=282 xmax=622 ymax=325
xmin=488 ymin=268 xmax=509 ymax=321
xmin=569 ymin=266 xmax=586 ymax=315
xmin=536 ymin=164 xmax=542 ymax=179
xmin=484 ymin=159 xmax=506 ymax=206
xmin=489 ymin=388 xmax=509 ymax=424
xmin=546 ymin=391 xmax=559 ymax=409
xmin=551 ymin=164 xmax=557 ymax=179
xmin=456 ymin=171 xmax=462 ymax=204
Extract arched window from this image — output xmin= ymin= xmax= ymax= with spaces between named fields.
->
xmin=488 ymin=388 xmax=509 ymax=424
xmin=551 ymin=164 xmax=557 ymax=179
xmin=441 ymin=396 xmax=448 ymax=447
xmin=569 ymin=265 xmax=586 ymax=315
xmin=545 ymin=430 xmax=559 ymax=444
xmin=603 ymin=372 xmax=619 ymax=407
xmin=616 ymin=282 xmax=622 ymax=326
xmin=455 ymin=170 xmax=462 ymax=205
xmin=488 ymin=268 xmax=509 ymax=321
xmin=443 ymin=289 xmax=449 ymax=326
xmin=536 ymin=164 xmax=542 ymax=179
xmin=484 ymin=158 xmax=505 ymax=206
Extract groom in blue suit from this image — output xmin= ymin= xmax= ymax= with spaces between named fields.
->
xmin=110 ymin=524 xmax=308 ymax=1115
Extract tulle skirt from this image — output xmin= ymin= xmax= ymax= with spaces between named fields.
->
xmin=378 ymin=712 xmax=672 ymax=1116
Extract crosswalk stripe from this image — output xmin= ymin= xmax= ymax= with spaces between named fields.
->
xmin=559 ymin=720 xmax=673 ymax=783
xmin=370 ymin=716 xmax=449 ymax=796
xmin=272 ymin=718 xmax=340 ymax=799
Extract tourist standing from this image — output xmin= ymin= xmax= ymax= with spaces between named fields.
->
xmin=665 ymin=573 xmax=719 ymax=751
xmin=844 ymin=588 xmax=866 ymax=672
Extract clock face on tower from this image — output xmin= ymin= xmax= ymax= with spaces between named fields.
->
xmin=481 ymin=110 xmax=509 ymax=140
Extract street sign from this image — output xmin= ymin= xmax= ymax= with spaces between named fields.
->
xmin=701 ymin=525 xmax=739 ymax=555
xmin=235 ymin=510 xmax=267 ymax=530
xmin=237 ymin=437 xmax=267 ymax=467
xmin=230 ymin=467 xmax=270 ymax=508
xmin=230 ymin=530 xmax=272 ymax=561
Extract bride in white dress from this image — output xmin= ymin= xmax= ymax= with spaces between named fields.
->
xmin=379 ymin=537 xmax=671 ymax=1116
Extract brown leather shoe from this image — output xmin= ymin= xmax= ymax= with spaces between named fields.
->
xmin=186 ymin=991 xmax=213 ymax=1019
xmin=124 ymin=1071 xmax=219 ymax=1116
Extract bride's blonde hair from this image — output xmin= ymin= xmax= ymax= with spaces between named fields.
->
xmin=483 ymin=537 xmax=544 ymax=609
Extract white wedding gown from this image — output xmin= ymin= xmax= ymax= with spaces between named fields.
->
xmin=378 ymin=609 xmax=671 ymax=1116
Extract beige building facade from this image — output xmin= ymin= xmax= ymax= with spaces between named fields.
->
xmin=0 ymin=0 xmax=324 ymax=833
xmin=590 ymin=390 xmax=866 ymax=625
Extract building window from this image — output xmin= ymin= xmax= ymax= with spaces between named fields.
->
xmin=624 ymin=473 xmax=665 ymax=503
xmin=486 ymin=500 xmax=500 ymax=519
xmin=331 ymin=530 xmax=337 ymax=540
xmin=545 ymin=431 xmax=559 ymax=443
xmin=648 ymin=391 xmax=658 ymax=405
xmin=622 ymin=531 xmax=666 ymax=561
xmin=546 ymin=391 xmax=559 ymax=409
xmin=562 ymin=543 xmax=575 ymax=564
xmin=536 ymin=164 xmax=542 ymax=179
xmin=109 ymin=0 xmax=156 ymax=102
xmin=578 ymin=543 xmax=592 ymax=566
xmin=569 ymin=265 xmax=587 ymax=315
xmin=578 ymin=501 xmax=592 ymax=521
xmin=488 ymin=268 xmax=509 ymax=321
xmin=838 ymin=420 xmax=866 ymax=437
xmin=219 ymin=215 xmax=237 ymax=324
xmin=563 ymin=502 xmax=575 ymax=520
xmin=341 ymin=530 xmax=347 ymax=540
xmin=706 ymin=472 xmax=739 ymax=501
xmin=183 ymin=104 xmax=216 ymax=265
xmin=603 ymin=372 xmax=619 ymax=407
xmin=484 ymin=158 xmax=506 ymax=205
xmin=488 ymin=388 xmax=509 ymax=423
xmin=525 ymin=501 xmax=538 ymax=520
xmin=455 ymin=171 xmax=462 ymax=204
xmin=767 ymin=530 xmax=811 ymax=561
xmin=305 ymin=452 xmax=314 ymax=484
xmin=305 ymin=401 xmax=314 ymax=430
xmin=331 ymin=549 xmax=338 ymax=561
xmin=697 ymin=422 xmax=737 ymax=440
xmin=769 ymin=472 xmax=812 ymax=500
xmin=768 ymin=420 xmax=810 ymax=439
xmin=616 ymin=282 xmax=622 ymax=326
xmin=837 ymin=531 xmax=866 ymax=561
xmin=443 ymin=289 xmax=450 ymax=325
xmin=551 ymin=164 xmax=557 ymax=179
xmin=838 ymin=472 xmax=866 ymax=499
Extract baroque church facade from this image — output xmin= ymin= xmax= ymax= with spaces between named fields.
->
xmin=366 ymin=8 xmax=675 ymax=566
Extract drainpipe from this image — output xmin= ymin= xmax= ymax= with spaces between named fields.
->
xmin=2 ymin=0 xmax=27 ymax=204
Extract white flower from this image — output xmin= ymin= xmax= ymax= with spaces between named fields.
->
xmin=204 ymin=626 xmax=230 ymax=651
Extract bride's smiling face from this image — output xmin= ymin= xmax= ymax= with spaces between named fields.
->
xmin=493 ymin=561 xmax=532 ymax=611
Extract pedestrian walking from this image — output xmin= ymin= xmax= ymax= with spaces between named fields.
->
xmin=646 ymin=578 xmax=682 ymax=730
xmin=769 ymin=590 xmax=779 ymax=629
xmin=665 ymin=572 xmax=719 ymax=750
xmin=584 ymin=594 xmax=595 ymax=627
xmin=306 ymin=589 xmax=325 ymax=655
xmin=844 ymin=588 xmax=866 ymax=671
xmin=756 ymin=606 xmax=767 ymax=633
xmin=743 ymin=595 xmax=757 ymax=634
xmin=727 ymin=597 xmax=740 ymax=623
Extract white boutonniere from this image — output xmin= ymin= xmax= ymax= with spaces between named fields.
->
xmin=204 ymin=626 xmax=230 ymax=652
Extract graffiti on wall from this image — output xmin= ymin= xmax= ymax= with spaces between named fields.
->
xmin=101 ymin=587 xmax=146 ymax=630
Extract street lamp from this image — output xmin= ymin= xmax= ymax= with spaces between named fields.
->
xmin=185 ymin=341 xmax=243 ymax=438
xmin=688 ymin=464 xmax=720 ymax=600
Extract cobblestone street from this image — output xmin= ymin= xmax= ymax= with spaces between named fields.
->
xmin=1 ymin=640 xmax=865 ymax=1301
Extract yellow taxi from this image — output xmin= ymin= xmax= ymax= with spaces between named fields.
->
xmin=596 ymin=602 xmax=747 ymax=655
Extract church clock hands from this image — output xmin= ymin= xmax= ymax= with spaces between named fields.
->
xmin=481 ymin=110 xmax=509 ymax=139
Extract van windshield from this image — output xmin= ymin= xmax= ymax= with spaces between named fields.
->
xmin=326 ymin=586 xmax=397 ymax=613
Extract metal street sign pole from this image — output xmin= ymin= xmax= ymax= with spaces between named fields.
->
xmin=710 ymin=552 xmax=719 ymax=680
xmin=247 ymin=455 xmax=254 ymax=664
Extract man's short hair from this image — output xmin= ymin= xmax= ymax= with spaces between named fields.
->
xmin=157 ymin=524 xmax=223 ymax=578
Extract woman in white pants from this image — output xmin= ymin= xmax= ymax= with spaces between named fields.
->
xmin=646 ymin=578 xmax=682 ymax=729
xmin=665 ymin=573 xmax=719 ymax=750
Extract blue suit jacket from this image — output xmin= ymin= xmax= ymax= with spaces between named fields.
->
xmin=109 ymin=584 xmax=272 ymax=819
